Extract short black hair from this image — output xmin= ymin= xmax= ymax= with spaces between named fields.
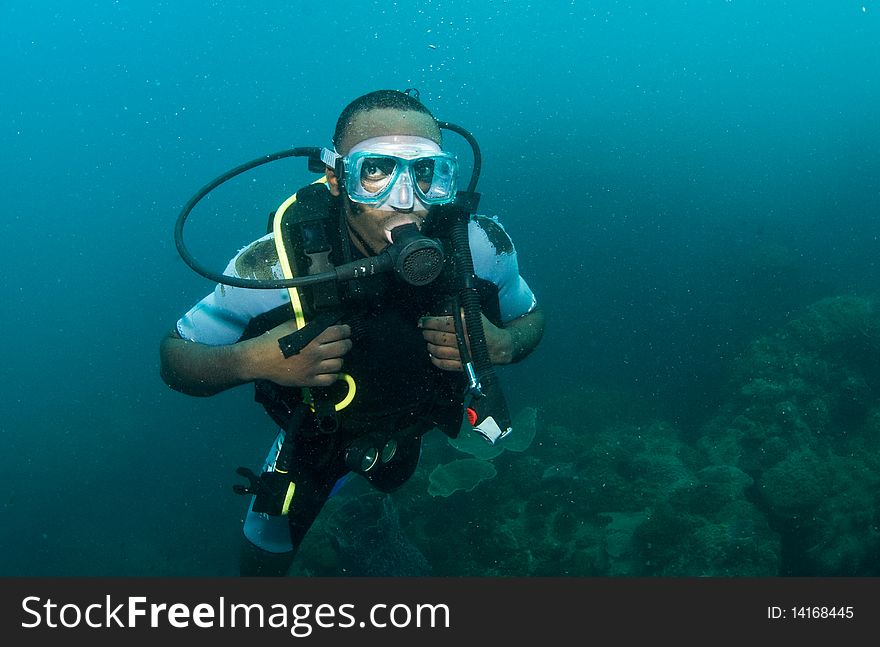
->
xmin=332 ymin=89 xmax=437 ymax=149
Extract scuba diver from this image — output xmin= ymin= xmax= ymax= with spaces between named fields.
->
xmin=159 ymin=89 xmax=545 ymax=576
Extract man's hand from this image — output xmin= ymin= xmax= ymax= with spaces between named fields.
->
xmin=418 ymin=314 xmax=513 ymax=372
xmin=240 ymin=320 xmax=353 ymax=387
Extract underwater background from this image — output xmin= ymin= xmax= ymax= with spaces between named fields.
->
xmin=1 ymin=0 xmax=878 ymax=576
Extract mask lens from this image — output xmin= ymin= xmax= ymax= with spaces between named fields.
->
xmin=358 ymin=156 xmax=397 ymax=197
xmin=416 ymin=156 xmax=457 ymax=204
xmin=412 ymin=158 xmax=435 ymax=193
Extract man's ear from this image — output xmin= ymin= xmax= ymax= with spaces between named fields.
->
xmin=325 ymin=167 xmax=341 ymax=196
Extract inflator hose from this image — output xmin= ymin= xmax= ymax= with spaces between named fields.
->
xmin=448 ymin=214 xmax=512 ymax=433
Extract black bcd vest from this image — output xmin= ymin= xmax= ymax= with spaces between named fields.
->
xmin=239 ymin=183 xmax=501 ymax=445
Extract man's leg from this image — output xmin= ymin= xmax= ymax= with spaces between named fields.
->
xmin=239 ymin=433 xmax=347 ymax=576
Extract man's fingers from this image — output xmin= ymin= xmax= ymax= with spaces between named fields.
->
xmin=317 ymin=357 xmax=344 ymax=373
xmin=316 ymin=338 xmax=353 ymax=358
xmin=421 ymin=328 xmax=459 ymax=347
xmin=418 ymin=316 xmax=455 ymax=333
xmin=316 ymin=324 xmax=351 ymax=342
xmin=297 ymin=325 xmax=352 ymax=359
xmin=426 ymin=342 xmax=459 ymax=360
xmin=308 ymin=373 xmax=341 ymax=387
xmin=429 ymin=355 xmax=462 ymax=371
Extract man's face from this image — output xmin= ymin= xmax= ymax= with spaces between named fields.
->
xmin=329 ymin=108 xmax=442 ymax=255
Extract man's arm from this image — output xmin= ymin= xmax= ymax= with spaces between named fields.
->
xmin=419 ymin=306 xmax=545 ymax=372
xmin=159 ymin=330 xmax=254 ymax=397
xmin=159 ymin=321 xmax=353 ymax=397
xmin=489 ymin=306 xmax=545 ymax=365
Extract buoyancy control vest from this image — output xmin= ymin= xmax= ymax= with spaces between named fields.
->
xmin=238 ymin=180 xmax=502 ymax=447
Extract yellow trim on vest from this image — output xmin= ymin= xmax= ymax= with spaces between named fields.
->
xmin=272 ymin=187 xmax=312 ymax=329
xmin=303 ymin=372 xmax=356 ymax=413
xmin=271 ymin=178 xmax=355 ymax=412
xmin=280 ymin=481 xmax=296 ymax=516
xmin=335 ymin=373 xmax=357 ymax=410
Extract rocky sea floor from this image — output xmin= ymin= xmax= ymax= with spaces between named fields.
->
xmin=291 ymin=295 xmax=880 ymax=576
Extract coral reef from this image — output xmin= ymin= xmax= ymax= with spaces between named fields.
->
xmin=428 ymin=459 xmax=498 ymax=497
xmin=309 ymin=491 xmax=432 ymax=576
xmin=291 ymin=295 xmax=880 ymax=576
xmin=698 ymin=295 xmax=880 ymax=574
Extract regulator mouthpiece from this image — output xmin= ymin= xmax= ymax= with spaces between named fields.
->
xmin=386 ymin=223 xmax=445 ymax=286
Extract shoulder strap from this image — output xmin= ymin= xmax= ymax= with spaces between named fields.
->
xmin=269 ymin=180 xmax=351 ymax=430
xmin=272 ymin=180 xmax=344 ymax=322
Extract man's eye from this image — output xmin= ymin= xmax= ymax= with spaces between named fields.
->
xmin=413 ymin=159 xmax=435 ymax=183
xmin=361 ymin=158 xmax=395 ymax=180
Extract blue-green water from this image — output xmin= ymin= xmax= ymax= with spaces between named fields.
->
xmin=1 ymin=1 xmax=878 ymax=576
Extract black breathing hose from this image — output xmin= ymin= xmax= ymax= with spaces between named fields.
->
xmin=437 ymin=121 xmax=481 ymax=194
xmin=448 ymin=214 xmax=511 ymax=433
xmin=174 ymin=147 xmax=333 ymax=289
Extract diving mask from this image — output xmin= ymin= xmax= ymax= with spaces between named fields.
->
xmin=321 ymin=136 xmax=458 ymax=208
